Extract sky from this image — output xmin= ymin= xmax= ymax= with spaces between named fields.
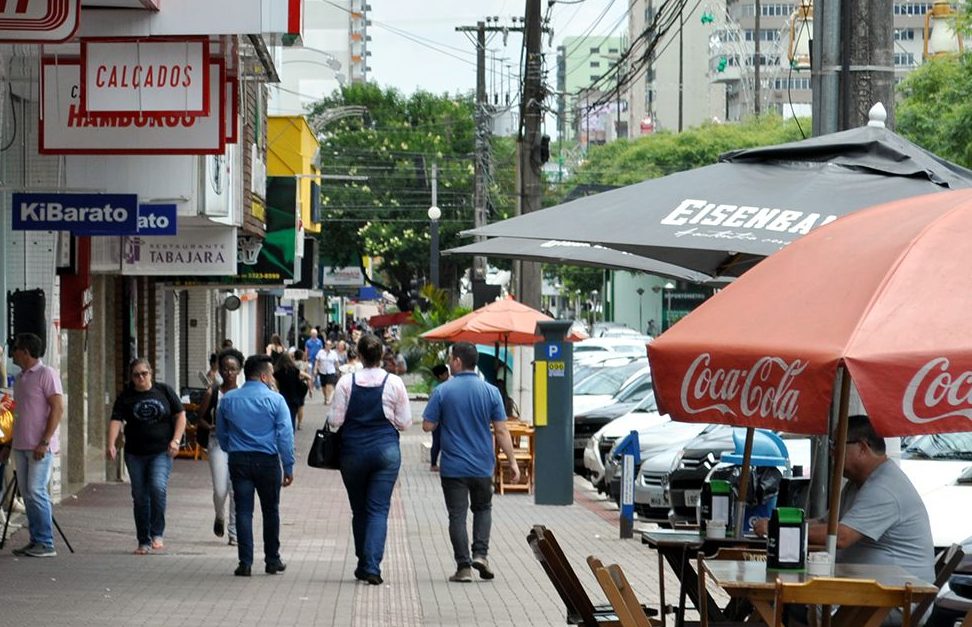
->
xmin=367 ymin=0 xmax=630 ymax=97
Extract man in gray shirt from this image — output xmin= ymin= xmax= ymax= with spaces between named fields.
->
xmin=755 ymin=415 xmax=934 ymax=584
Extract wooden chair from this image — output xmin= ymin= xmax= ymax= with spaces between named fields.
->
xmin=591 ymin=561 xmax=659 ymax=627
xmin=496 ymin=423 xmax=535 ymax=494
xmin=528 ymin=526 xmax=656 ymax=625
xmin=773 ymin=577 xmax=914 ymax=627
xmin=911 ymin=543 xmax=964 ymax=627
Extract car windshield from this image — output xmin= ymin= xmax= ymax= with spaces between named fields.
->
xmin=574 ymin=362 xmax=644 ymax=395
xmin=632 ymin=390 xmax=658 ymax=412
xmin=614 ymin=374 xmax=653 ymax=403
xmin=903 ymin=432 xmax=972 ymax=460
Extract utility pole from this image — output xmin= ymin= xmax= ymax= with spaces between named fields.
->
xmin=678 ymin=6 xmax=684 ymax=131
xmin=754 ymin=0 xmax=761 ymax=116
xmin=457 ymin=18 xmax=526 ymax=283
xmin=517 ymin=0 xmax=547 ymax=310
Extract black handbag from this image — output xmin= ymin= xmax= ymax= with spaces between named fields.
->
xmin=308 ymin=425 xmax=341 ymax=470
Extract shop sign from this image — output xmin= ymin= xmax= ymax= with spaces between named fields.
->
xmin=40 ymin=58 xmax=226 ymax=155
xmin=0 ymin=0 xmax=81 ymax=43
xmin=322 ymin=265 xmax=365 ymax=287
xmin=11 ymin=192 xmax=139 ymax=235
xmin=137 ymin=204 xmax=177 ymax=236
xmin=81 ymin=38 xmax=210 ymax=116
xmin=122 ymin=226 xmax=236 ymax=276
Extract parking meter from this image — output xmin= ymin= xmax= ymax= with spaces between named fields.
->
xmin=533 ymin=320 xmax=574 ymax=505
xmin=615 ymin=430 xmax=641 ymax=539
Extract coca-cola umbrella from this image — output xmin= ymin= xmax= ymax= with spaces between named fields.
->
xmin=463 ymin=111 xmax=972 ymax=278
xmin=647 ymin=188 xmax=972 ymax=551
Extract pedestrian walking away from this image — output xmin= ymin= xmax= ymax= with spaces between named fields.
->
xmin=328 ymin=333 xmax=411 ymax=585
xmin=273 ymin=351 xmax=305 ymax=432
xmin=422 ymin=342 xmax=519 ymax=583
xmin=195 ymin=347 xmax=246 ymax=546
xmin=106 ymin=358 xmax=186 ymax=555
xmin=217 ymin=354 xmax=294 ymax=577
xmin=9 ymin=333 xmax=64 ymax=558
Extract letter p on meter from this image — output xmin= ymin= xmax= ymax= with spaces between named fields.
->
xmin=546 ymin=344 xmax=560 ymax=359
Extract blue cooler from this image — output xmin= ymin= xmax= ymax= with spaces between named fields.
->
xmin=720 ymin=429 xmax=789 ymax=533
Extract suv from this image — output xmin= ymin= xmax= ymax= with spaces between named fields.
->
xmin=573 ymin=372 xmax=654 ymax=474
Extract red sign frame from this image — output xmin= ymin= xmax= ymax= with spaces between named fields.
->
xmin=0 ymin=0 xmax=81 ymax=43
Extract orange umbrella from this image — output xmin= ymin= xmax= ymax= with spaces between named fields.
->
xmin=647 ymin=188 xmax=972 ymax=545
xmin=422 ymin=296 xmax=587 ymax=345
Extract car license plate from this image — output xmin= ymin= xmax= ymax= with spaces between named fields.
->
xmin=685 ymin=490 xmax=701 ymax=507
xmin=648 ymin=493 xmax=666 ymax=508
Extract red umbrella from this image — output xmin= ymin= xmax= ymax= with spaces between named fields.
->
xmin=422 ymin=296 xmax=587 ymax=345
xmin=647 ymin=188 xmax=972 ymax=547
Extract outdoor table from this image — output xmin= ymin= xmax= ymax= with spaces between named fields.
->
xmin=702 ymin=559 xmax=938 ymax=627
xmin=641 ymin=529 xmax=765 ymax=627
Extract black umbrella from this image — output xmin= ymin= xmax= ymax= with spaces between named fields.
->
xmin=464 ymin=120 xmax=972 ymax=277
xmin=442 ymin=237 xmax=711 ymax=283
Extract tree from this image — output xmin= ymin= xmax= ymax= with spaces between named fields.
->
xmin=309 ymin=84 xmax=484 ymax=310
xmin=897 ymin=54 xmax=972 ymax=168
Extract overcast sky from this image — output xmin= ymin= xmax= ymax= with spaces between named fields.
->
xmin=367 ymin=0 xmax=629 ymax=97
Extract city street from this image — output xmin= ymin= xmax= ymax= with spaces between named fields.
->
xmin=0 ymin=396 xmax=679 ymax=626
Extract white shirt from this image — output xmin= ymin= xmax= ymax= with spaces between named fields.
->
xmin=327 ymin=367 xmax=411 ymax=430
xmin=315 ymin=349 xmax=339 ymax=375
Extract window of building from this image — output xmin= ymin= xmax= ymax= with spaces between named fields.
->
xmin=744 ymin=29 xmax=782 ymax=42
xmin=893 ymin=3 xmax=931 ymax=15
xmin=590 ymin=74 xmax=601 ymax=82
xmin=894 ymin=52 xmax=916 ymax=66
xmin=773 ymin=77 xmax=811 ymax=90
xmin=893 ymin=28 xmax=915 ymax=41
xmin=608 ymin=48 xmax=619 ymax=53
xmin=590 ymin=47 xmax=600 ymax=53
xmin=590 ymin=61 xmax=601 ymax=68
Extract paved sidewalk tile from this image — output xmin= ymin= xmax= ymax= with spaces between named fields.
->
xmin=0 ymin=396 xmax=687 ymax=626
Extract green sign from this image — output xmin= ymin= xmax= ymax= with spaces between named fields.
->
xmin=237 ymin=176 xmax=297 ymax=284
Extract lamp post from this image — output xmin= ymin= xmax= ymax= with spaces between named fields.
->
xmin=428 ymin=163 xmax=440 ymax=288
xmin=662 ymin=281 xmax=675 ymax=331
xmin=636 ymin=287 xmax=645 ymax=332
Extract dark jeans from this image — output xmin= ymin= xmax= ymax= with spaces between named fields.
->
xmin=124 ymin=451 xmax=173 ymax=546
xmin=441 ymin=476 xmax=493 ymax=568
xmin=229 ymin=452 xmax=282 ymax=567
xmin=339 ymin=443 xmax=401 ymax=577
xmin=430 ymin=428 xmax=441 ymax=466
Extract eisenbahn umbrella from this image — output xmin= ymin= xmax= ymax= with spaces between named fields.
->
xmin=464 ymin=114 xmax=972 ymax=278
xmin=647 ymin=188 xmax=972 ymax=551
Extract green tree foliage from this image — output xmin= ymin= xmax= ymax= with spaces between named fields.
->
xmin=309 ymin=84 xmax=483 ymax=309
xmin=897 ymin=54 xmax=972 ymax=168
xmin=396 ymin=285 xmax=471 ymax=388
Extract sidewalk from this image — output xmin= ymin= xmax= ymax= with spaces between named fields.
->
xmin=0 ymin=395 xmax=682 ymax=626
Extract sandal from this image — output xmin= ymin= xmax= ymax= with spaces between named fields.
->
xmin=150 ymin=538 xmax=164 ymax=550
xmin=134 ymin=545 xmax=151 ymax=555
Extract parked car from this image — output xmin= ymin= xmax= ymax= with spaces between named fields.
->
xmin=573 ymin=337 xmax=650 ymax=363
xmin=572 ymin=358 xmax=647 ymax=417
xmin=592 ymin=322 xmax=645 ymax=338
xmin=634 ymin=446 xmax=684 ymax=523
xmin=573 ymin=371 xmax=655 ymax=474
xmin=583 ymin=396 xmax=669 ymax=491
xmin=603 ymin=420 xmax=711 ymax=504
xmin=899 ymin=432 xmax=972 ymax=548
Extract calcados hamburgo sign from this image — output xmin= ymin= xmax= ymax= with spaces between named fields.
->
xmin=40 ymin=57 xmax=226 ymax=155
xmin=0 ymin=0 xmax=81 ymax=43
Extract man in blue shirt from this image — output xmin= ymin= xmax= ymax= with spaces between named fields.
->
xmin=304 ymin=329 xmax=324 ymax=387
xmin=217 ymin=354 xmax=295 ymax=577
xmin=423 ymin=342 xmax=519 ymax=582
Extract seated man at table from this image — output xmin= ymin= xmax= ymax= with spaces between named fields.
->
xmin=757 ymin=415 xmax=934 ymax=582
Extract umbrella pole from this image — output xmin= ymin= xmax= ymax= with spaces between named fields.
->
xmin=826 ymin=368 xmax=852 ymax=560
xmin=733 ymin=427 xmax=756 ymax=538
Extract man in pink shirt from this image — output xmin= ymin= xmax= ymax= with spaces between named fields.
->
xmin=10 ymin=333 xmax=63 ymax=558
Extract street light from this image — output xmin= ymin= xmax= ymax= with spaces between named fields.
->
xmin=428 ymin=205 xmax=441 ymax=288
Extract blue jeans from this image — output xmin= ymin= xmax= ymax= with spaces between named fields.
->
xmin=229 ymin=452 xmax=282 ymax=567
xmin=13 ymin=448 xmax=55 ymax=548
xmin=441 ymin=476 xmax=493 ymax=568
xmin=340 ymin=444 xmax=401 ymax=577
xmin=124 ymin=452 xmax=173 ymax=546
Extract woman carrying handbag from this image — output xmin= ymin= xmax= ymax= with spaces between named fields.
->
xmin=326 ymin=334 xmax=411 ymax=585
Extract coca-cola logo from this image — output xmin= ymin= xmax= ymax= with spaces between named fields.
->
xmin=903 ymin=357 xmax=972 ymax=424
xmin=679 ymin=353 xmax=808 ymax=422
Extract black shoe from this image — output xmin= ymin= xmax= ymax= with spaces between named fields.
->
xmin=214 ymin=518 xmax=225 ymax=538
xmin=234 ymin=563 xmax=251 ymax=577
xmin=354 ymin=568 xmax=367 ymax=581
xmin=265 ymin=560 xmax=287 ymax=575
xmin=365 ymin=574 xmax=383 ymax=585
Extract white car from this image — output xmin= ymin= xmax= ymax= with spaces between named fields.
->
xmin=899 ymin=432 xmax=972 ymax=548
xmin=573 ymin=337 xmax=651 ymax=363
xmin=583 ymin=397 xmax=669 ymax=488
xmin=572 ymin=359 xmax=648 ymax=417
